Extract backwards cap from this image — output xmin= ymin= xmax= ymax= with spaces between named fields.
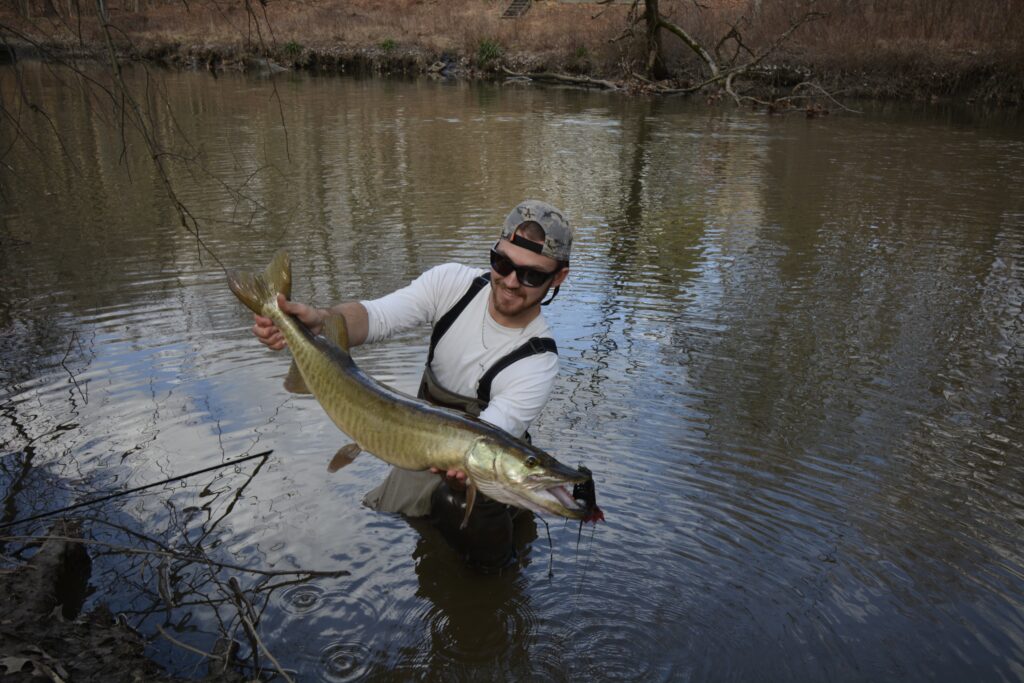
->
xmin=499 ymin=200 xmax=573 ymax=262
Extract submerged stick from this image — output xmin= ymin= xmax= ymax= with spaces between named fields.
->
xmin=0 ymin=535 xmax=349 ymax=579
xmin=156 ymin=624 xmax=218 ymax=661
xmin=0 ymin=450 xmax=273 ymax=531
xmin=228 ymin=577 xmax=295 ymax=683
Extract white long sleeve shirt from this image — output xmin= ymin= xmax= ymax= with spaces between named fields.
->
xmin=361 ymin=263 xmax=558 ymax=438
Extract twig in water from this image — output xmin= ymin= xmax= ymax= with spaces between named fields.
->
xmin=0 ymin=535 xmax=349 ymax=579
xmin=228 ymin=576 xmax=295 ymax=683
xmin=228 ymin=577 xmax=261 ymax=675
xmin=59 ymin=331 xmax=88 ymax=404
xmin=0 ymin=450 xmax=273 ymax=531
xmin=156 ymin=624 xmax=217 ymax=661
xmin=790 ymin=81 xmax=863 ymax=113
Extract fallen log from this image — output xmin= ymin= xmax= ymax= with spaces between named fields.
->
xmin=500 ymin=66 xmax=620 ymax=90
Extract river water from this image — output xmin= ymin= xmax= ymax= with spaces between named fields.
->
xmin=1 ymin=63 xmax=1023 ymax=681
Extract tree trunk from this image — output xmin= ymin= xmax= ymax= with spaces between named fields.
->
xmin=643 ymin=0 xmax=669 ymax=80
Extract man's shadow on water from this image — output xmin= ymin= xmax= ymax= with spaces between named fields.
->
xmin=398 ymin=486 xmax=542 ymax=668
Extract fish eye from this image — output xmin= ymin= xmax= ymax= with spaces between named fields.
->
xmin=525 ymin=455 xmax=539 ymax=468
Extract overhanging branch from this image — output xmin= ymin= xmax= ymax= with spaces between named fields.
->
xmin=656 ymin=15 xmax=719 ymax=78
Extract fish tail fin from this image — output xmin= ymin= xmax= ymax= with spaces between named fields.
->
xmin=227 ymin=250 xmax=292 ymax=315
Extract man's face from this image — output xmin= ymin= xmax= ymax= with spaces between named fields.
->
xmin=489 ymin=238 xmax=569 ymax=320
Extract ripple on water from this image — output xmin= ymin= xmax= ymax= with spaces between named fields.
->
xmin=531 ymin=606 xmax=671 ymax=682
xmin=423 ymin=592 xmax=536 ymax=666
xmin=275 ymin=584 xmax=330 ymax=616
xmin=526 ymin=540 xmax=699 ymax=682
xmin=316 ymin=641 xmax=375 ymax=683
xmin=5 ymin=67 xmax=1024 ymax=683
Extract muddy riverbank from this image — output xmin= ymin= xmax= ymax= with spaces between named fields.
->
xmin=5 ymin=38 xmax=1021 ymax=111
xmin=3 ymin=0 xmax=1023 ymax=106
xmin=0 ymin=522 xmax=247 ymax=681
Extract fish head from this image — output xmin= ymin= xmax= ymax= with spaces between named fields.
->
xmin=465 ymin=437 xmax=597 ymax=520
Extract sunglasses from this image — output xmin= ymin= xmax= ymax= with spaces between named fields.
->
xmin=489 ymin=248 xmax=559 ymax=287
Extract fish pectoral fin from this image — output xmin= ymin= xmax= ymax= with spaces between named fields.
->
xmin=283 ymin=360 xmax=311 ymax=394
xmin=459 ymin=482 xmax=478 ymax=530
xmin=321 ymin=314 xmax=351 ymax=352
xmin=328 ymin=443 xmax=362 ymax=473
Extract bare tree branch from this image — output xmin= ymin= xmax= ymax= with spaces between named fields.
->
xmin=156 ymin=624 xmax=218 ymax=661
xmin=656 ymin=13 xmax=719 ymax=78
xmin=500 ymin=65 xmax=619 ymax=90
xmin=0 ymin=535 xmax=350 ymax=578
xmin=742 ymin=10 xmax=825 ymax=73
xmin=790 ymin=81 xmax=862 ymax=113
xmin=618 ymin=1 xmax=844 ymax=112
xmin=715 ymin=25 xmax=755 ymax=67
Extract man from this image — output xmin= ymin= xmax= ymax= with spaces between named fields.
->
xmin=252 ymin=200 xmax=572 ymax=565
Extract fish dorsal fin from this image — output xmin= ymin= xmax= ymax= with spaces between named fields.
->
xmin=321 ymin=314 xmax=350 ymax=352
xmin=283 ymin=360 xmax=311 ymax=394
xmin=263 ymin=250 xmax=292 ymax=301
xmin=459 ymin=482 xmax=478 ymax=530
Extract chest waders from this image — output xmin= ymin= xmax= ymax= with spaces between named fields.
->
xmin=421 ymin=274 xmax=558 ymax=570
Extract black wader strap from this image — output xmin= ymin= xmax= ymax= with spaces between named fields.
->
xmin=427 ymin=273 xmax=490 ymax=366
xmin=477 ymin=337 xmax=558 ymax=405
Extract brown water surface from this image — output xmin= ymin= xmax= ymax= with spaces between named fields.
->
xmin=2 ymin=64 xmax=1023 ymax=681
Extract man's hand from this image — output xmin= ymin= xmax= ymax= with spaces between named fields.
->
xmin=431 ymin=467 xmax=468 ymax=491
xmin=252 ymin=294 xmax=326 ymax=351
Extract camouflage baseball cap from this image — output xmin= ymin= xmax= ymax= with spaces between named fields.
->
xmin=499 ymin=200 xmax=573 ymax=262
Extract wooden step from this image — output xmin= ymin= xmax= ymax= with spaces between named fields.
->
xmin=502 ymin=0 xmax=531 ymax=18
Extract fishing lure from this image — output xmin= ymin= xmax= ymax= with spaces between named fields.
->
xmin=573 ymin=465 xmax=605 ymax=523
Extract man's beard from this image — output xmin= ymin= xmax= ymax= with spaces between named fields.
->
xmin=491 ymin=276 xmax=544 ymax=318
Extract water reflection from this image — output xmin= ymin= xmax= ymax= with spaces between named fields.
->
xmin=410 ymin=523 xmax=535 ymax=675
xmin=2 ymin=61 xmax=1023 ymax=680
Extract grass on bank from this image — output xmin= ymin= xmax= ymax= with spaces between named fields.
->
xmin=3 ymin=0 xmax=1023 ymax=100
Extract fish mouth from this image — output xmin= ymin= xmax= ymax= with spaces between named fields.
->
xmin=548 ymin=485 xmax=585 ymax=512
xmin=540 ymin=484 xmax=604 ymax=523
xmin=509 ymin=484 xmax=584 ymax=519
xmin=529 ymin=472 xmax=603 ymax=522
xmin=481 ymin=462 xmax=603 ymax=522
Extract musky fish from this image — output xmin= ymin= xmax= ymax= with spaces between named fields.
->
xmin=228 ymin=251 xmax=602 ymax=526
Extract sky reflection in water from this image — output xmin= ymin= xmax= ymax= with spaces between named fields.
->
xmin=1 ymin=65 xmax=1023 ymax=681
